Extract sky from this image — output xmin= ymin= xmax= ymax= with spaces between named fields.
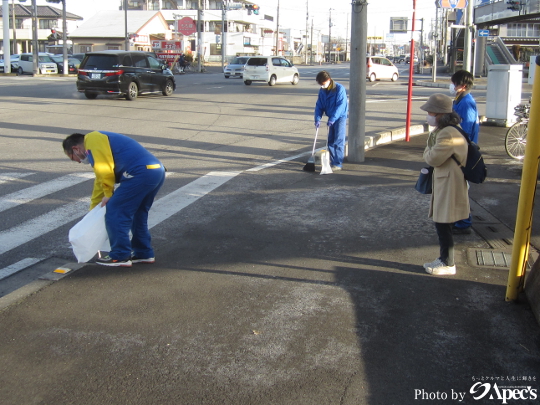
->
xmin=35 ymin=0 xmax=438 ymax=43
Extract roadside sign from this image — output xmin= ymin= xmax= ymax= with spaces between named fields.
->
xmin=478 ymin=29 xmax=490 ymax=37
xmin=152 ymin=41 xmax=182 ymax=50
xmin=439 ymin=0 xmax=467 ymax=8
xmin=178 ymin=17 xmax=196 ymax=36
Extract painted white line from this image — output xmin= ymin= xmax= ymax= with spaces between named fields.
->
xmin=246 ymin=151 xmax=312 ymax=172
xmin=0 ymin=198 xmax=88 ymax=256
xmin=0 ymin=173 xmax=94 ymax=213
xmin=0 ymin=258 xmax=44 ymax=281
xmin=0 ymin=173 xmax=35 ymax=186
xmin=149 ymin=171 xmax=242 ymax=228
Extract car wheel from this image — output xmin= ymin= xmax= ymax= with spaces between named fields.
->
xmin=17 ymin=66 xmax=23 ymax=75
xmin=369 ymin=73 xmax=376 ymax=82
xmin=244 ymin=80 xmax=252 ymax=85
xmin=391 ymin=73 xmax=399 ymax=82
xmin=84 ymin=91 xmax=98 ymax=99
xmin=162 ymin=79 xmax=174 ymax=96
xmin=126 ymin=82 xmax=138 ymax=101
xmin=291 ymin=74 xmax=299 ymax=85
xmin=268 ymin=75 xmax=277 ymax=86
xmin=224 ymin=75 xmax=230 ymax=79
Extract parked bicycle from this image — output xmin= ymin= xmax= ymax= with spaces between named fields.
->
xmin=505 ymin=103 xmax=530 ymax=160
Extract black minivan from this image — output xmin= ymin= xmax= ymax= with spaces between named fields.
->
xmin=77 ymin=50 xmax=176 ymax=100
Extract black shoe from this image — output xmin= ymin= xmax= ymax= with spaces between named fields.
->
xmin=131 ymin=256 xmax=155 ymax=264
xmin=452 ymin=226 xmax=472 ymax=235
xmin=96 ymin=255 xmax=132 ymax=267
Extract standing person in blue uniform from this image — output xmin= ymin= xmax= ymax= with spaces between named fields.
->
xmin=450 ymin=70 xmax=479 ymax=234
xmin=314 ymin=71 xmax=349 ymax=171
xmin=63 ymin=131 xmax=165 ymax=267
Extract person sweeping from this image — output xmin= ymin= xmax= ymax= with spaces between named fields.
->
xmin=314 ymin=71 xmax=349 ymax=171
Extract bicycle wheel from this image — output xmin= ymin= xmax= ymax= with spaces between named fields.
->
xmin=505 ymin=122 xmax=528 ymax=160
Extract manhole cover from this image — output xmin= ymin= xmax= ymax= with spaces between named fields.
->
xmin=468 ymin=249 xmax=537 ymax=269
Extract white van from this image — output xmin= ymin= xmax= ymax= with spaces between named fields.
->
xmin=366 ymin=56 xmax=399 ymax=82
xmin=17 ymin=53 xmax=58 ymax=75
xmin=243 ymin=56 xmax=299 ymax=86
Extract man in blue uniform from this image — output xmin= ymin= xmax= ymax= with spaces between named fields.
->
xmin=450 ymin=70 xmax=479 ymax=234
xmin=314 ymin=71 xmax=349 ymax=170
xmin=63 ymin=131 xmax=165 ymax=267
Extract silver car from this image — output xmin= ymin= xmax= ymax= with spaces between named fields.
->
xmin=243 ymin=56 xmax=300 ymax=86
xmin=224 ymin=56 xmax=250 ymax=79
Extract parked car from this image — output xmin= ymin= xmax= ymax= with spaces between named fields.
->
xmin=17 ymin=53 xmax=58 ymax=75
xmin=0 ymin=56 xmax=18 ymax=73
xmin=76 ymin=50 xmax=176 ymax=100
xmin=71 ymin=53 xmax=86 ymax=63
xmin=395 ymin=55 xmax=406 ymax=63
xmin=224 ymin=56 xmax=250 ymax=79
xmin=366 ymin=56 xmax=399 ymax=82
xmin=50 ymin=55 xmax=79 ymax=74
xmin=243 ymin=56 xmax=299 ymax=86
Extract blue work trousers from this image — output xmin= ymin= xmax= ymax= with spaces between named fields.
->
xmin=105 ymin=167 xmax=165 ymax=260
xmin=327 ymin=116 xmax=347 ymax=167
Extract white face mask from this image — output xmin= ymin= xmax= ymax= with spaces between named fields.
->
xmin=321 ymin=81 xmax=330 ymax=89
xmin=80 ymin=156 xmax=90 ymax=165
xmin=427 ymin=114 xmax=438 ymax=127
xmin=449 ymin=83 xmax=457 ymax=96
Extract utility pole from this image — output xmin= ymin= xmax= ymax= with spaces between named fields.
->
xmin=310 ymin=18 xmax=313 ymax=64
xmin=305 ymin=0 xmax=308 ymax=64
xmin=2 ymin=0 xmax=10 ymax=73
xmin=328 ymin=8 xmax=332 ymax=62
xmin=348 ymin=1 xmax=368 ymax=163
xmin=124 ymin=0 xmax=129 ymax=51
xmin=463 ymin=0 xmax=474 ymax=72
xmin=405 ymin=0 xmax=417 ymax=142
xmin=432 ymin=4 xmax=439 ymax=82
xmin=275 ymin=0 xmax=280 ymax=56
xmin=197 ymin=0 xmax=203 ymax=72
xmin=221 ymin=0 xmax=226 ymax=71
xmin=11 ymin=0 xmax=17 ymax=55
xmin=345 ymin=12 xmax=349 ymax=62
xmin=31 ymin=0 xmax=38 ymax=74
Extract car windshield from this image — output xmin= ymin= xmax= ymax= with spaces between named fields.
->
xmin=231 ymin=57 xmax=249 ymax=65
xmin=81 ymin=55 xmax=120 ymax=69
xmin=38 ymin=55 xmax=53 ymax=63
xmin=50 ymin=56 xmax=61 ymax=62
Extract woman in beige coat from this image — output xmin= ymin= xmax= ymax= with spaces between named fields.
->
xmin=421 ymin=94 xmax=470 ymax=275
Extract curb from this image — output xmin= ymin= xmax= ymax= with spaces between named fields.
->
xmin=416 ymin=80 xmax=487 ymax=90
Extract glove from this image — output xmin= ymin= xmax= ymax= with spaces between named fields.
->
xmin=327 ymin=121 xmax=334 ymax=127
xmin=315 ymin=121 xmax=320 ymax=129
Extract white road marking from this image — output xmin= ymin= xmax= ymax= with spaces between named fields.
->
xmin=0 ymin=173 xmax=35 ymax=185
xmin=0 ymin=258 xmax=44 ymax=280
xmin=149 ymin=171 xmax=241 ymax=228
xmin=0 ymin=173 xmax=94 ymax=213
xmin=0 ymin=198 xmax=88 ymax=256
xmin=247 ymin=152 xmax=311 ymax=172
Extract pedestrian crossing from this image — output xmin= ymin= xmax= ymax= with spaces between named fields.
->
xmin=0 ymin=170 xmax=241 ymax=282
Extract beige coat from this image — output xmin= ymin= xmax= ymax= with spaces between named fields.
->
xmin=423 ymin=126 xmax=470 ymax=223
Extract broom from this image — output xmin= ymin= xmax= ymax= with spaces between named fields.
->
xmin=302 ymin=127 xmax=319 ymax=172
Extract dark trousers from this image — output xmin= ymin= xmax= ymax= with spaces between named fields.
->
xmin=434 ymin=222 xmax=454 ymax=266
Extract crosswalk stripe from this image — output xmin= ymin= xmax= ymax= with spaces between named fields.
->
xmin=0 ymin=198 xmax=88 ymax=256
xmin=0 ymin=173 xmax=35 ymax=186
xmin=0 ymin=173 xmax=94 ymax=213
xmin=0 ymin=258 xmax=44 ymax=280
xmin=149 ymin=171 xmax=241 ymax=228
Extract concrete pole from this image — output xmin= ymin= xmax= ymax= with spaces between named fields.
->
xmin=2 ymin=0 xmax=11 ymax=73
xmin=197 ymin=0 xmax=202 ymax=72
xmin=11 ymin=0 xmax=17 ymax=55
xmin=463 ymin=0 xmax=474 ymax=72
xmin=62 ymin=0 xmax=67 ymax=75
xmin=275 ymin=0 xmax=279 ymax=55
xmin=348 ymin=0 xmax=367 ymax=163
xmin=124 ymin=0 xmax=129 ymax=51
xmin=31 ymin=0 xmax=38 ymax=74
xmin=221 ymin=2 xmax=225 ymax=71
xmin=432 ymin=5 xmax=438 ymax=82
xmin=305 ymin=1 xmax=308 ymax=64
xmin=328 ymin=9 xmax=331 ymax=62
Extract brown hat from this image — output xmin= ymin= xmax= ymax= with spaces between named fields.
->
xmin=420 ymin=93 xmax=453 ymax=114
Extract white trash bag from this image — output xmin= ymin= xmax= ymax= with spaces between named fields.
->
xmin=320 ymin=148 xmax=333 ymax=175
xmin=69 ymin=205 xmax=111 ymax=263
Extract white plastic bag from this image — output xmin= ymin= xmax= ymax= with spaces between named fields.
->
xmin=320 ymin=149 xmax=333 ymax=175
xmin=68 ymin=205 xmax=111 ymax=263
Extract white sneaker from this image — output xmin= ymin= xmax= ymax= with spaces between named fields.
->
xmin=424 ymin=259 xmax=456 ymax=275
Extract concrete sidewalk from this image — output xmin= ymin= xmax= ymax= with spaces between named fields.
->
xmin=0 ymin=125 xmax=539 ymax=404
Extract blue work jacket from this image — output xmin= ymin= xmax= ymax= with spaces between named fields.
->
xmin=315 ymin=81 xmax=348 ymax=123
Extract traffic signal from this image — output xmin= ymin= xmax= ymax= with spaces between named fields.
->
xmin=245 ymin=4 xmax=259 ymax=15
xmin=507 ymin=0 xmax=521 ymax=11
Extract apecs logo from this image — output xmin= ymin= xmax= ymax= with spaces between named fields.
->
xmin=470 ymin=382 xmax=537 ymax=404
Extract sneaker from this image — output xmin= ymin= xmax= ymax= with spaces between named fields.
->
xmin=96 ymin=255 xmax=132 ymax=267
xmin=452 ymin=226 xmax=472 ymax=235
xmin=424 ymin=259 xmax=456 ymax=275
xmin=131 ymin=256 xmax=155 ymax=264
xmin=331 ymin=165 xmax=342 ymax=171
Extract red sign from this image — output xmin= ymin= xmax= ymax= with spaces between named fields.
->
xmin=439 ymin=0 xmax=467 ymax=8
xmin=156 ymin=53 xmax=182 ymax=63
xmin=152 ymin=41 xmax=182 ymax=50
xmin=177 ymin=17 xmax=196 ymax=36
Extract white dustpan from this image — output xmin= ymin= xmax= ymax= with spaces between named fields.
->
xmin=320 ymin=147 xmax=333 ymax=175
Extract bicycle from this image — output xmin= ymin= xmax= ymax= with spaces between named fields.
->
xmin=505 ymin=103 xmax=530 ymax=160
